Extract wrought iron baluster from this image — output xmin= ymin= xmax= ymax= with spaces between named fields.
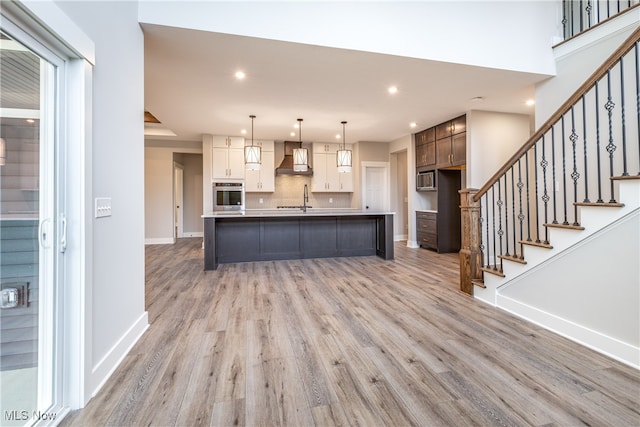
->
xmin=551 ymin=126 xmax=559 ymax=224
xmin=491 ymin=186 xmax=498 ymax=271
xmin=484 ymin=194 xmax=491 ymax=268
xmin=570 ymin=106 xmax=580 ymax=226
xmin=620 ymin=55 xmax=629 ymax=176
xmin=497 ymin=179 xmax=505 ymax=265
xmin=582 ymin=95 xmax=590 ymax=202
xmin=479 ymin=198 xmax=485 ymax=269
xmin=562 ymin=0 xmax=568 ymax=38
xmin=579 ymin=0 xmax=584 ymax=33
xmin=586 ymin=0 xmax=592 ymax=29
xmin=595 ymin=80 xmax=604 ymax=202
xmin=525 ymin=150 xmax=533 ymax=240
xmin=517 ymin=159 xmax=526 ymax=247
xmin=605 ymin=68 xmax=618 ymax=202
xmin=540 ymin=134 xmax=550 ymax=245
xmin=534 ymin=142 xmax=541 ymax=242
xmin=561 ymin=115 xmax=570 ymax=225
xmin=511 ymin=166 xmax=518 ymax=257
xmin=502 ymin=175 xmax=510 ymax=258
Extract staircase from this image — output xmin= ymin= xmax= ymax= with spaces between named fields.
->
xmin=460 ymin=24 xmax=640 ymax=368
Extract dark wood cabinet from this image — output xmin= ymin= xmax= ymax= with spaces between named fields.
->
xmin=415 ymin=127 xmax=436 ymax=170
xmin=415 ymin=170 xmax=462 ymax=253
xmin=416 ymin=211 xmax=437 ymax=250
xmin=435 ymin=115 xmax=466 ymax=169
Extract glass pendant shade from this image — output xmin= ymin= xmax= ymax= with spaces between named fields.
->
xmin=336 ymin=120 xmax=351 ymax=173
xmin=293 ymin=117 xmax=307 ymax=172
xmin=293 ymin=147 xmax=308 ymax=172
xmin=245 ymin=114 xmax=261 ymax=170
xmin=336 ymin=149 xmax=352 ymax=173
xmin=0 ymin=138 xmax=5 ymax=166
xmin=245 ymin=145 xmax=261 ymax=170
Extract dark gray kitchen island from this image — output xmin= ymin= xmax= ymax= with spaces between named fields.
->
xmin=203 ymin=209 xmax=394 ymax=270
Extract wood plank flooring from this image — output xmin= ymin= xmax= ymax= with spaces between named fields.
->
xmin=62 ymin=238 xmax=640 ymax=426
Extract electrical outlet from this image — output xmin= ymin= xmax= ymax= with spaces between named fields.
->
xmin=329 ymin=198 xmax=333 ymax=203
xmin=95 ymin=197 xmax=112 ymax=218
xmin=259 ymin=198 xmax=263 ymax=204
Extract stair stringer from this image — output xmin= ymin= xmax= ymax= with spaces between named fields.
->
xmin=474 ymin=179 xmax=640 ymax=306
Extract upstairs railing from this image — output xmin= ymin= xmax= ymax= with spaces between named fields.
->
xmin=460 ymin=26 xmax=640 ymax=292
xmin=562 ymin=0 xmax=639 ymax=40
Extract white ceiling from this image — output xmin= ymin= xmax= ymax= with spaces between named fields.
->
xmin=143 ymin=23 xmax=549 ymax=144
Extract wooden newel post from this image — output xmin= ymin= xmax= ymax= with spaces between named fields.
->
xmin=459 ymin=188 xmax=482 ymax=295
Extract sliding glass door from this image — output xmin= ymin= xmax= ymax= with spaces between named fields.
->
xmin=0 ymin=22 xmax=63 ymax=426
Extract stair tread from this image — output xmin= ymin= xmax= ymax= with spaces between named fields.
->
xmin=545 ymin=223 xmax=585 ymax=230
xmin=574 ymin=201 xmax=624 ymax=207
xmin=498 ymin=254 xmax=527 ymax=264
xmin=611 ymin=175 xmax=640 ymax=180
xmin=482 ymin=266 xmax=505 ymax=278
xmin=471 ymin=279 xmax=486 ymax=288
xmin=519 ymin=240 xmax=553 ymax=249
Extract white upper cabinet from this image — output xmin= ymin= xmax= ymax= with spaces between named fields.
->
xmin=312 ymin=142 xmax=353 ymax=192
xmin=211 ymin=136 xmax=245 ymax=180
xmin=245 ymin=140 xmax=275 ymax=192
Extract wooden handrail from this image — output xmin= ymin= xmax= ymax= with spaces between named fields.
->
xmin=473 ymin=24 xmax=640 ymax=202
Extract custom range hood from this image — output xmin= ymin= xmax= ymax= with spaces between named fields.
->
xmin=276 ymin=141 xmax=313 ymax=176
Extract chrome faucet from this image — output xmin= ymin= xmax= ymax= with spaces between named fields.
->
xmin=302 ymin=184 xmax=309 ymax=212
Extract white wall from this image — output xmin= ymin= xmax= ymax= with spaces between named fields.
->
xmin=535 ymin=11 xmax=640 ymax=127
xmin=466 ymin=110 xmax=532 ymax=189
xmin=145 ymin=140 xmax=202 ymax=243
xmin=54 ymin=0 xmax=148 ymax=401
xmin=138 ymin=1 xmax=558 ymax=75
xmin=498 ymin=209 xmax=640 ymax=367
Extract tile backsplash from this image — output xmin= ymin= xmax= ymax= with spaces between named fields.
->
xmin=245 ymin=175 xmax=353 ymax=209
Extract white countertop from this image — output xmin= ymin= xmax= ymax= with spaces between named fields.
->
xmin=416 ymin=209 xmax=437 ymax=213
xmin=203 ymin=209 xmax=394 ymax=218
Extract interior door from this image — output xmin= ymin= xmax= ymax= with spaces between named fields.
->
xmin=363 ymin=165 xmax=388 ymax=211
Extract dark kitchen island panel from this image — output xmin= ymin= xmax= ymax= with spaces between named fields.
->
xmin=203 ymin=210 xmax=394 ymax=270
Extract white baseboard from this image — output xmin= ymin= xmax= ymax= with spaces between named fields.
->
xmin=88 ymin=312 xmax=149 ymax=401
xmin=145 ymin=237 xmax=174 ymax=245
xmin=498 ymin=295 xmax=639 ymax=370
xmin=406 ymin=240 xmax=419 ymax=249
xmin=181 ymin=231 xmax=203 ymax=238
xmin=394 ymin=234 xmax=408 ymax=241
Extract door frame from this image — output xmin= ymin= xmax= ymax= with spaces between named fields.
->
xmin=173 ymin=161 xmax=184 ymax=240
xmin=360 ymin=161 xmax=390 ymax=211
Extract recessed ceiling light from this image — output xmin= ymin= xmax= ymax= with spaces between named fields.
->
xmin=470 ymin=96 xmax=484 ymax=102
xmin=290 ymin=131 xmax=296 ymax=137
xmin=526 ymin=99 xmax=535 ymax=106
xmin=388 ymin=86 xmax=398 ymax=95
xmin=409 ymin=122 xmax=417 ymax=128
xmin=335 ymin=134 xmax=341 ymax=139
xmin=241 ymin=129 xmax=247 ymax=135
xmin=235 ymin=70 xmax=246 ymax=80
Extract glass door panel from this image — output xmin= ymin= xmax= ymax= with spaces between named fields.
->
xmin=0 ymin=29 xmax=57 ymax=426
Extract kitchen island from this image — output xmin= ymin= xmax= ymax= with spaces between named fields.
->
xmin=202 ymin=209 xmax=394 ymax=270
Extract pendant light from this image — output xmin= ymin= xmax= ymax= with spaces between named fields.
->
xmin=336 ymin=121 xmax=352 ymax=173
xmin=245 ymin=115 xmax=261 ymax=170
xmin=293 ymin=118 xmax=308 ymax=172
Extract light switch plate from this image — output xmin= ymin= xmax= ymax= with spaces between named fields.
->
xmin=95 ymin=197 xmax=112 ymax=218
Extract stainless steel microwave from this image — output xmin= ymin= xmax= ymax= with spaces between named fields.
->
xmin=416 ymin=171 xmax=436 ymax=191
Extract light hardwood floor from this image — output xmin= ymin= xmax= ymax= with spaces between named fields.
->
xmin=62 ymin=238 xmax=640 ymax=426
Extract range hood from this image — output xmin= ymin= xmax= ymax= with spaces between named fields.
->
xmin=276 ymin=141 xmax=313 ymax=176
